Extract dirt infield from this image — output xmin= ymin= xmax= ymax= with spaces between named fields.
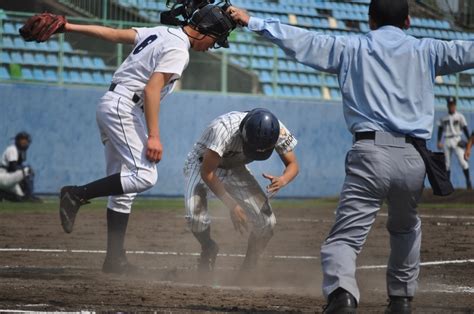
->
xmin=0 ymin=194 xmax=472 ymax=313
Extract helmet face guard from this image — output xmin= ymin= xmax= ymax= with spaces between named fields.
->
xmin=189 ymin=4 xmax=236 ymax=48
xmin=239 ymin=109 xmax=280 ymax=161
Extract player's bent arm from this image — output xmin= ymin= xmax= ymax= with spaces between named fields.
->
xmin=64 ymin=23 xmax=136 ymax=44
xmin=280 ymin=151 xmax=299 ymax=184
xmin=143 ymin=72 xmax=173 ymax=162
xmin=200 ymin=149 xmax=238 ymax=210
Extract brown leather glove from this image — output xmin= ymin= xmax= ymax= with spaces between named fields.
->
xmin=19 ymin=13 xmax=67 ymax=42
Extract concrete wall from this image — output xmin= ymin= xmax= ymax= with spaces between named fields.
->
xmin=0 ymin=82 xmax=473 ymax=197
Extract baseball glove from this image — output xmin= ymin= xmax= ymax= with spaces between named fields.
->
xmin=19 ymin=13 xmax=67 ymax=42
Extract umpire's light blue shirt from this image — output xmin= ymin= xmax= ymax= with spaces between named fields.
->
xmin=248 ymin=17 xmax=474 ymax=139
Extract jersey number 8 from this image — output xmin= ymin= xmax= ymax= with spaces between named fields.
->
xmin=133 ymin=35 xmax=158 ymax=55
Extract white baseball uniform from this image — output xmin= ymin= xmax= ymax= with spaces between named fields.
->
xmin=0 ymin=145 xmax=25 ymax=196
xmin=438 ymin=112 xmax=469 ymax=170
xmin=183 ymin=111 xmax=297 ymax=236
xmin=98 ymin=26 xmax=190 ymax=213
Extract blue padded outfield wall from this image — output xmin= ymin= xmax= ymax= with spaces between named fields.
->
xmin=0 ymin=82 xmax=473 ymax=197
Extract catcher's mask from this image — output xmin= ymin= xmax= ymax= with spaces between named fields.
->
xmin=239 ymin=109 xmax=280 ymax=161
xmin=188 ymin=4 xmax=236 ymax=48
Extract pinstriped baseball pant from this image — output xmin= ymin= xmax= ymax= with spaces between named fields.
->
xmin=321 ymin=133 xmax=426 ymax=303
xmin=183 ymin=162 xmax=276 ymax=237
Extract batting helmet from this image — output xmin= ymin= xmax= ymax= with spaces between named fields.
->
xmin=189 ymin=4 xmax=236 ymax=48
xmin=14 ymin=131 xmax=31 ymax=151
xmin=239 ymin=108 xmax=280 ymax=161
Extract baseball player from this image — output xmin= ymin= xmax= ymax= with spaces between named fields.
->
xmin=437 ymin=97 xmax=471 ymax=189
xmin=0 ymin=132 xmax=41 ymax=202
xmin=464 ymin=132 xmax=474 ymax=161
xmin=26 ymin=4 xmax=236 ymax=274
xmin=184 ymin=109 xmax=299 ymax=272
xmin=229 ymin=0 xmax=474 ymax=313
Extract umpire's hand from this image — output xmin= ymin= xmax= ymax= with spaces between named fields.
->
xmin=147 ymin=135 xmax=163 ymax=163
xmin=227 ymin=6 xmax=250 ymax=26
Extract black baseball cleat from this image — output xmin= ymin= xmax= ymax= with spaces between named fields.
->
xmin=102 ymin=250 xmax=138 ymax=275
xmin=323 ymin=288 xmax=357 ymax=314
xmin=59 ymin=186 xmax=89 ymax=233
xmin=385 ymin=296 xmax=412 ymax=314
xmin=197 ymin=241 xmax=219 ymax=272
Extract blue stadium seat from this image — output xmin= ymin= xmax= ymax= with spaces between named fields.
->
xmin=330 ymin=88 xmax=341 ymax=100
xmin=47 ymin=54 xmax=59 ymax=66
xmin=311 ymin=87 xmax=322 ymax=98
xmin=23 ymin=52 xmax=35 ymax=64
xmin=11 ymin=52 xmax=23 ymax=64
xmin=47 ymin=41 xmax=59 ymax=51
xmin=1 ymin=51 xmax=11 ymax=64
xmin=71 ymin=55 xmax=83 ymax=68
xmin=80 ymin=71 xmax=93 ymax=84
xmin=25 ymin=41 xmax=39 ymax=50
xmin=262 ymin=84 xmax=274 ymax=95
xmin=68 ymin=71 xmax=81 ymax=83
xmin=13 ymin=37 xmax=26 ymax=49
xmin=103 ymin=72 xmax=113 ymax=83
xmin=259 ymin=71 xmax=272 ymax=82
xmin=0 ymin=66 xmax=10 ymax=80
xmin=34 ymin=53 xmax=47 ymax=65
xmin=33 ymin=68 xmax=45 ymax=81
xmin=21 ymin=68 xmax=34 ymax=80
xmin=44 ymin=69 xmax=58 ymax=82
xmin=63 ymin=42 xmax=73 ymax=52
xmin=93 ymin=57 xmax=106 ymax=69
xmin=92 ymin=71 xmax=105 ymax=84
xmin=301 ymin=87 xmax=312 ymax=97
xmin=83 ymin=56 xmax=95 ymax=68
xmin=2 ymin=36 xmax=14 ymax=48
xmin=3 ymin=22 xmax=16 ymax=34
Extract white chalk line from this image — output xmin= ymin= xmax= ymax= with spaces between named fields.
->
xmin=1 ymin=248 xmax=473 ymax=269
xmin=0 ymin=248 xmax=317 ymax=260
xmin=179 ymin=213 xmax=474 ymax=222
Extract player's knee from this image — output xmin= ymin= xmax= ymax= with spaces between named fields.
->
xmin=136 ymin=167 xmax=158 ymax=191
xmin=386 ymin=214 xmax=420 ymax=233
xmin=185 ymin=214 xmax=210 ymax=233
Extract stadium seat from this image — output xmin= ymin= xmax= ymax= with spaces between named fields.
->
xmin=71 ymin=55 xmax=83 ymax=68
xmin=44 ymin=69 xmax=58 ymax=82
xmin=1 ymin=51 xmax=11 ymax=64
xmin=13 ymin=37 xmax=26 ymax=49
xmin=93 ymin=57 xmax=106 ymax=69
xmin=82 ymin=56 xmax=95 ymax=68
xmin=68 ymin=70 xmax=81 ymax=83
xmin=33 ymin=68 xmax=45 ymax=81
xmin=3 ymin=22 xmax=16 ymax=34
xmin=34 ymin=53 xmax=47 ymax=65
xmin=0 ymin=66 xmax=10 ymax=80
xmin=21 ymin=68 xmax=34 ymax=80
xmin=92 ymin=71 xmax=105 ymax=84
xmin=262 ymin=84 xmax=274 ymax=95
xmin=47 ymin=54 xmax=59 ymax=66
xmin=80 ymin=71 xmax=93 ymax=84
xmin=23 ymin=52 xmax=35 ymax=64
xmin=11 ymin=52 xmax=23 ymax=64
xmin=2 ymin=36 xmax=14 ymax=48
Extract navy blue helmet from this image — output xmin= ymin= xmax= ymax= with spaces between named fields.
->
xmin=239 ymin=108 xmax=280 ymax=161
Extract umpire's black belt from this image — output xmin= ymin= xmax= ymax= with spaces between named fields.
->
xmin=354 ymin=131 xmax=425 ymax=145
xmin=109 ymin=83 xmax=141 ymax=104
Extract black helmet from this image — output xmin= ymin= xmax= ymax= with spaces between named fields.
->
xmin=239 ymin=108 xmax=280 ymax=161
xmin=189 ymin=4 xmax=236 ymax=48
xmin=446 ymin=96 xmax=456 ymax=106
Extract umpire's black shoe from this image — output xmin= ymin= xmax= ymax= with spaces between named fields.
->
xmin=59 ymin=186 xmax=89 ymax=233
xmin=197 ymin=241 xmax=219 ymax=272
xmin=323 ymin=288 xmax=357 ymax=314
xmin=385 ymin=296 xmax=412 ymax=314
xmin=102 ymin=251 xmax=138 ymax=275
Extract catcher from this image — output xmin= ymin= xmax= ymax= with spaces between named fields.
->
xmin=19 ymin=7 xmax=236 ymax=274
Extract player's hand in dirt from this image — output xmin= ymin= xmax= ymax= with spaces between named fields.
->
xmin=437 ymin=141 xmax=443 ymax=150
xmin=263 ymin=173 xmax=287 ymax=198
xmin=227 ymin=6 xmax=250 ymax=26
xmin=230 ymin=204 xmax=248 ymax=235
xmin=146 ymin=135 xmax=163 ymax=163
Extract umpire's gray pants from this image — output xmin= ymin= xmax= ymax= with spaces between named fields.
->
xmin=321 ymin=132 xmax=426 ymax=303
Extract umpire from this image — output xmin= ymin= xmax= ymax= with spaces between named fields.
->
xmin=229 ymin=0 xmax=474 ymax=313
